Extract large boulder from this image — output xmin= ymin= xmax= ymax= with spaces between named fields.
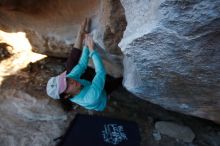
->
xmin=119 ymin=0 xmax=220 ymax=123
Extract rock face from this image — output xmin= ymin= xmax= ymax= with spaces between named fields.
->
xmin=119 ymin=0 xmax=220 ymax=123
xmin=0 ymin=0 xmax=220 ymax=124
xmin=0 ymin=89 xmax=68 ymax=146
xmin=0 ymin=0 xmax=126 ymax=77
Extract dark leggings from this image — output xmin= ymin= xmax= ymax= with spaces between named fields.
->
xmin=66 ymin=47 xmax=122 ymax=95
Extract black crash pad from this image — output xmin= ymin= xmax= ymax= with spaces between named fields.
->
xmin=57 ymin=114 xmax=140 ymax=146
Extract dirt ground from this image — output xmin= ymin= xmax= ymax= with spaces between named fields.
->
xmin=0 ymin=48 xmax=220 ymax=146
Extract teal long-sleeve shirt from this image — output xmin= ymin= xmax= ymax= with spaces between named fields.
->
xmin=66 ymin=46 xmax=107 ymax=111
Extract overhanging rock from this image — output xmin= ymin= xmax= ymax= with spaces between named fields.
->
xmin=119 ymin=0 xmax=220 ymax=123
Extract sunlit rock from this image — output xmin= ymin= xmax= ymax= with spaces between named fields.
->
xmin=0 ymin=0 xmax=126 ymax=77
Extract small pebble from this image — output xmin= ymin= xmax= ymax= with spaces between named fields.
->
xmin=155 ymin=121 xmax=195 ymax=142
xmin=152 ymin=130 xmax=161 ymax=141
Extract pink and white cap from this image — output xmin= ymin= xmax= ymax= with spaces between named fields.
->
xmin=46 ymin=71 xmax=67 ymax=99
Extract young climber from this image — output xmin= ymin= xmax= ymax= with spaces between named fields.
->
xmin=46 ymin=18 xmax=122 ymax=111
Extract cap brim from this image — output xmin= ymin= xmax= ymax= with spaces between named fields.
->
xmin=58 ymin=71 xmax=67 ymax=94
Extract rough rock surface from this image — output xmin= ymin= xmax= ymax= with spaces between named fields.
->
xmin=0 ymin=89 xmax=68 ymax=146
xmin=119 ymin=0 xmax=220 ymax=123
xmin=0 ymin=0 xmax=126 ymax=77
